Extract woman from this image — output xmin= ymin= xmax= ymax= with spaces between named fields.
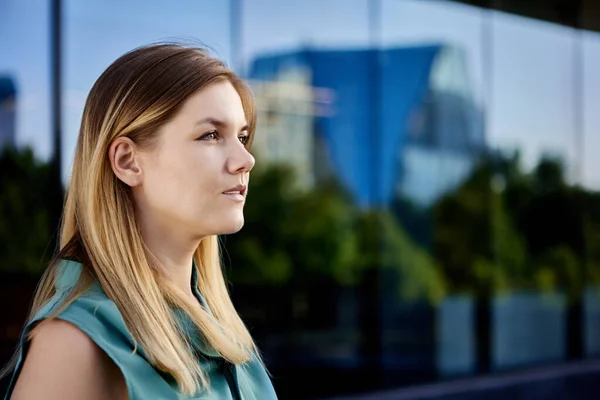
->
xmin=3 ymin=43 xmax=278 ymax=399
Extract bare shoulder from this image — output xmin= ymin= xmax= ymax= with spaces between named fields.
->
xmin=9 ymin=318 xmax=128 ymax=400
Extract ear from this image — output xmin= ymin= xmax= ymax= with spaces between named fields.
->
xmin=108 ymin=137 xmax=143 ymax=187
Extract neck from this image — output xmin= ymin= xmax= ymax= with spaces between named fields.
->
xmin=138 ymin=221 xmax=201 ymax=299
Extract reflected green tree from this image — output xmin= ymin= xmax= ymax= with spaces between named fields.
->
xmin=431 ymin=150 xmax=595 ymax=301
xmin=224 ymin=149 xmax=600 ymax=305
xmin=581 ymin=191 xmax=600 ymax=287
xmin=432 ymin=160 xmax=498 ymax=296
xmin=223 ymin=164 xmax=297 ymax=285
xmin=224 ymin=162 xmax=445 ymax=304
xmin=224 ymin=163 xmax=363 ymax=287
xmin=376 ymin=211 xmax=445 ymax=303
xmin=0 ymin=147 xmax=54 ymax=275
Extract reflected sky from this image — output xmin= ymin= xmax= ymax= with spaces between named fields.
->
xmin=2 ymin=0 xmax=600 ymax=188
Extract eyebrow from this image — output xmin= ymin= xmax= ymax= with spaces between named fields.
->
xmin=195 ymin=117 xmax=248 ymax=132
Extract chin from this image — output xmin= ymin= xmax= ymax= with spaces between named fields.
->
xmin=218 ymin=217 xmax=245 ymax=235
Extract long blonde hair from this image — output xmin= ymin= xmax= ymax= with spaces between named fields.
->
xmin=3 ymin=43 xmax=260 ymax=395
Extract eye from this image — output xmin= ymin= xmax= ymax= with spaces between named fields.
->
xmin=197 ymin=130 xmax=219 ymax=141
xmin=239 ymin=135 xmax=249 ymax=146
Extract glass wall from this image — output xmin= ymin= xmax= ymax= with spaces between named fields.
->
xmin=379 ymin=0 xmax=484 ymax=383
xmin=235 ymin=2 xmax=371 ymax=398
xmin=488 ymin=12 xmax=576 ymax=371
xmin=2 ymin=0 xmax=600 ymax=398
xmin=62 ymin=0 xmax=232 ymax=183
xmin=583 ymin=30 xmax=600 ymax=359
xmin=0 ymin=1 xmax=54 ymax=395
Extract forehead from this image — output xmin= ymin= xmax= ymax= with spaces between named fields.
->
xmin=178 ymin=80 xmax=246 ymax=125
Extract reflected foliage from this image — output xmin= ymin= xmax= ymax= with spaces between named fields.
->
xmin=432 ymin=151 xmax=597 ymax=301
xmin=224 ymin=163 xmax=445 ymax=303
xmin=224 ymin=149 xmax=600 ymax=307
xmin=2 ymin=143 xmax=598 ymax=306
xmin=224 ymin=164 xmax=364 ymax=287
xmin=0 ymin=147 xmax=54 ymax=275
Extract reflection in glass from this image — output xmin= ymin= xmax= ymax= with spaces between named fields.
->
xmin=0 ymin=1 xmax=55 ymax=395
xmin=0 ymin=77 xmax=16 ymax=150
xmin=3 ymin=0 xmax=600 ymax=397
xmin=63 ymin=0 xmax=231 ymax=183
xmin=582 ymin=32 xmax=600 ymax=359
xmin=381 ymin=0 xmax=486 ymax=383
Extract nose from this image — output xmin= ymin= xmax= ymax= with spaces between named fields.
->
xmin=226 ymin=140 xmax=255 ymax=175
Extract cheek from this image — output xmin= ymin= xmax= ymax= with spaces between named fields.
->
xmin=142 ymin=158 xmax=189 ymax=207
xmin=143 ymin=171 xmax=178 ymax=212
xmin=156 ymin=162 xmax=215 ymax=208
xmin=142 ymin=148 xmax=223 ymax=213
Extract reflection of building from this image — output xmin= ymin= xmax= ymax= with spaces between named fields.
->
xmin=249 ymin=67 xmax=315 ymax=189
xmin=248 ymin=66 xmax=334 ymax=190
xmin=0 ymin=76 xmax=17 ymax=151
xmin=399 ymin=45 xmax=485 ymax=207
xmin=249 ymin=44 xmax=485 ymax=207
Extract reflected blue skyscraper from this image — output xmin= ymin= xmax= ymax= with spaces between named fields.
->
xmin=0 ymin=76 xmax=16 ymax=151
xmin=249 ymin=44 xmax=485 ymax=207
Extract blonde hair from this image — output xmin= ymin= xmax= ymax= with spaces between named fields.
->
xmin=2 ymin=43 xmax=260 ymax=395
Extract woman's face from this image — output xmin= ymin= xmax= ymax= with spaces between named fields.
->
xmin=133 ymin=80 xmax=255 ymax=238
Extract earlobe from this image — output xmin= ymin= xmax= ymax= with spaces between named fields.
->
xmin=108 ymin=137 xmax=143 ymax=187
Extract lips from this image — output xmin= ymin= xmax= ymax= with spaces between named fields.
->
xmin=222 ymin=185 xmax=247 ymax=201
xmin=223 ymin=185 xmax=247 ymax=196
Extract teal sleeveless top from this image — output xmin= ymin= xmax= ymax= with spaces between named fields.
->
xmin=4 ymin=259 xmax=278 ymax=400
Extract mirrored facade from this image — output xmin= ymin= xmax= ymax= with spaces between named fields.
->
xmin=2 ymin=1 xmax=600 ymax=398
